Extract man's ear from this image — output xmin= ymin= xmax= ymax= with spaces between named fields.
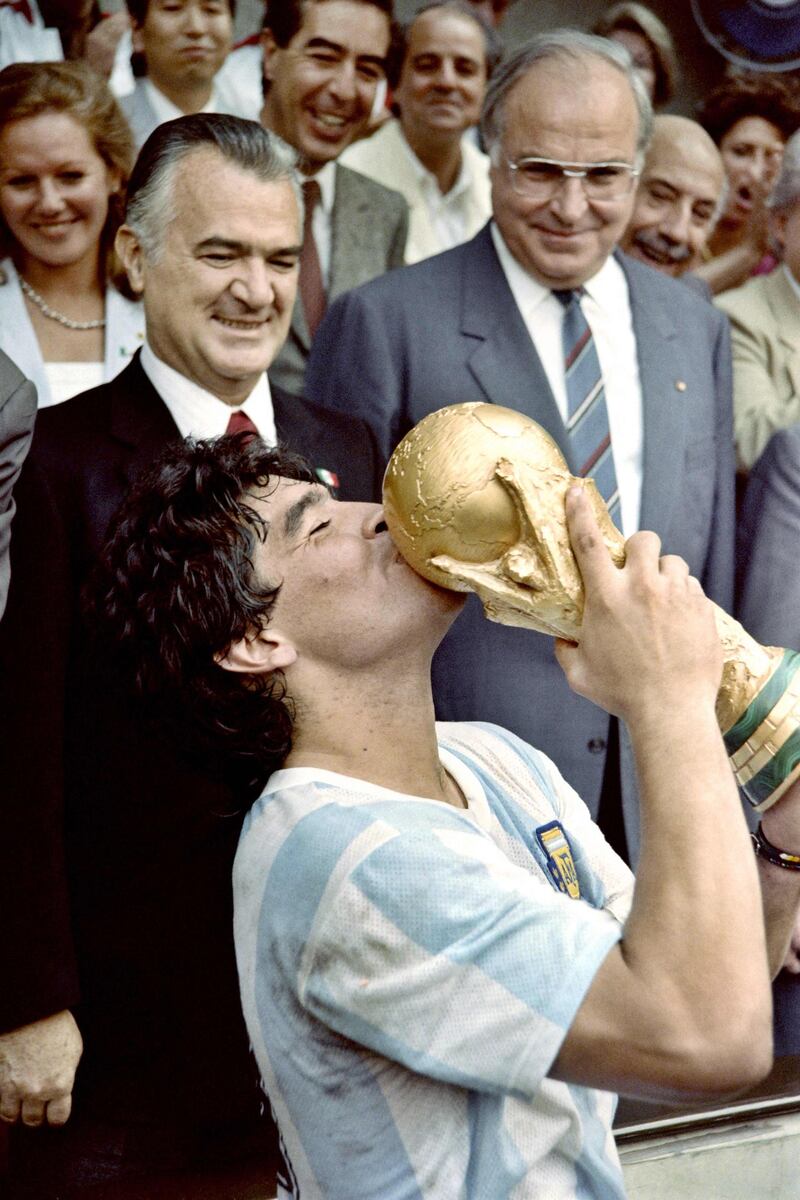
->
xmin=215 ymin=627 xmax=297 ymax=676
xmin=115 ymin=224 xmax=145 ymax=296
xmin=131 ymin=19 xmax=145 ymax=54
xmin=771 ymin=209 xmax=787 ymax=255
xmin=261 ymin=29 xmax=278 ymax=84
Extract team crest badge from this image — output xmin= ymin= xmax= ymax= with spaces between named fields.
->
xmin=536 ymin=821 xmax=581 ymax=899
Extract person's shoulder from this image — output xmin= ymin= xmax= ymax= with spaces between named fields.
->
xmin=0 ymin=347 xmax=28 ymax=398
xmin=335 ymin=161 xmax=407 ymax=217
xmin=273 ymin=383 xmax=373 ymax=440
xmin=332 ymin=228 xmax=484 ymax=310
xmin=619 ymin=249 xmax=727 ymax=329
xmin=715 ymin=271 xmax=777 ymax=321
xmin=754 ymin=422 xmax=800 ymax=477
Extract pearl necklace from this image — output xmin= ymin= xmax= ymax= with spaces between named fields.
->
xmin=20 ymin=277 xmax=106 ymax=331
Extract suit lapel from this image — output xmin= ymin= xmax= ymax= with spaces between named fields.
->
xmin=460 ymin=227 xmax=572 ymax=463
xmin=108 ymin=354 xmax=183 ymax=484
xmin=329 ymin=165 xmax=374 ymax=298
xmin=620 ymin=254 xmax=686 ymax=537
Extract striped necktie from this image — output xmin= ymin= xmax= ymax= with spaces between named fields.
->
xmin=553 ymin=288 xmax=621 ymax=530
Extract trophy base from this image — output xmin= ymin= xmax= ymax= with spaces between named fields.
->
xmin=723 ymin=649 xmax=800 ymax=811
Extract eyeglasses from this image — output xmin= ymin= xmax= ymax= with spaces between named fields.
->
xmin=506 ymin=156 xmax=639 ymax=201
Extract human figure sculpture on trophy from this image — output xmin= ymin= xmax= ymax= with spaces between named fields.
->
xmin=383 ymin=401 xmax=800 ymax=812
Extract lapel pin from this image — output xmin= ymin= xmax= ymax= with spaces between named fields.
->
xmin=675 ymin=380 xmax=687 ymax=392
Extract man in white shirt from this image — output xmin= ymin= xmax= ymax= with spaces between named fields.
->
xmin=0 ymin=114 xmax=379 ymax=1199
xmin=305 ymin=29 xmax=736 ymax=864
xmin=342 ymin=0 xmax=499 ymax=263
xmin=259 ymin=0 xmax=409 ymax=394
xmin=121 ymin=0 xmax=256 ymax=148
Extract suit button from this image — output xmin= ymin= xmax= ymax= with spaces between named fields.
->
xmin=587 ymin=738 xmax=606 ymax=754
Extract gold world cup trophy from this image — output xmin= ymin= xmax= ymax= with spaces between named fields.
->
xmin=383 ymin=403 xmax=800 ymax=812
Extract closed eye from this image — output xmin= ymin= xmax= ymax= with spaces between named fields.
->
xmin=310 ymin=520 xmax=331 ymax=536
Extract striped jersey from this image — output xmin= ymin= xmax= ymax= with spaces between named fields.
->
xmin=234 ymin=722 xmax=634 ymax=1199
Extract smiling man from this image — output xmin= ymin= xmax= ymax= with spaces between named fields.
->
xmin=122 ymin=0 xmax=256 ymax=148
xmin=620 ymin=115 xmax=726 ymax=280
xmin=341 ymin=0 xmax=499 ymax=262
xmin=260 ymin=0 xmax=409 ymax=394
xmin=305 ymin=29 xmax=736 ymax=866
xmin=0 ymin=114 xmax=381 ymax=1198
xmin=87 ymin=433 xmax=800 ymax=1198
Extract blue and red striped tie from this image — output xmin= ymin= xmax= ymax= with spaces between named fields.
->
xmin=553 ymin=288 xmax=621 ymax=530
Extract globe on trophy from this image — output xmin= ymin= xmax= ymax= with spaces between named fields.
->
xmin=382 ymin=402 xmax=800 ymax=812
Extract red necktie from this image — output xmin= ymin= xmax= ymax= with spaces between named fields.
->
xmin=225 ymin=409 xmax=259 ymax=437
xmin=0 ymin=0 xmax=34 ymax=22
xmin=300 ymin=178 xmax=327 ymax=339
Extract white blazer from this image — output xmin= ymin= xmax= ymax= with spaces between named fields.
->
xmin=341 ymin=118 xmax=491 ymax=264
xmin=0 ymin=259 xmax=145 ymax=408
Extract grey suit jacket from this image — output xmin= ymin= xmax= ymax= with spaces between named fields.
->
xmin=737 ymin=424 xmax=800 ymax=651
xmin=306 ymin=224 xmax=736 ymax=863
xmin=0 ymin=350 xmax=36 ymax=619
xmin=270 ymin=163 xmax=408 ymax=396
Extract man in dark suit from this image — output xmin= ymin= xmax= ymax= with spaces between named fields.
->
xmin=260 ymin=0 xmax=409 ymax=396
xmin=0 ymin=351 xmax=36 ymax=619
xmin=305 ymin=31 xmax=736 ymax=866
xmin=0 ymin=115 xmax=380 ymax=1197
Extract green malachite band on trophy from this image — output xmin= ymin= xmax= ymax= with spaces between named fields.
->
xmin=723 ymin=649 xmax=800 ymax=756
xmin=742 ymin=730 xmax=800 ymax=809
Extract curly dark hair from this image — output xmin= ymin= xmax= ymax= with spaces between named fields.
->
xmin=86 ymin=435 xmax=317 ymax=788
xmin=697 ymin=74 xmax=800 ymax=147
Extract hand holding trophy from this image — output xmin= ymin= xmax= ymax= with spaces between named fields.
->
xmin=383 ymin=402 xmax=800 ymax=812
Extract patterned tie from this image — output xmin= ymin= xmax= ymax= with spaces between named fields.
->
xmin=300 ymin=178 xmax=327 ymax=339
xmin=225 ymin=409 xmax=259 ymax=437
xmin=553 ymin=288 xmax=621 ymax=529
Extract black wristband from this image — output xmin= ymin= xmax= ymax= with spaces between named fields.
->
xmin=751 ymin=822 xmax=800 ymax=871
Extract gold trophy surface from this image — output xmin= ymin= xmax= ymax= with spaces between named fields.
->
xmin=383 ymin=402 xmax=800 ymax=812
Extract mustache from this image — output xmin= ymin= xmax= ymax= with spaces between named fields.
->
xmin=632 ymin=229 xmax=692 ymax=264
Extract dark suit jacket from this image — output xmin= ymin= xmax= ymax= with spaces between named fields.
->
xmin=0 ymin=350 xmax=36 ymax=619
xmin=270 ymin=163 xmax=409 ymax=396
xmin=0 ymin=354 xmax=381 ymax=1124
xmin=737 ymin=423 xmax=800 ymax=651
xmin=305 ymin=224 xmax=736 ymax=864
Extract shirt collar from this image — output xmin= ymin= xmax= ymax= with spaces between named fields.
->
xmin=489 ymin=220 xmax=627 ymax=312
xmin=140 ymin=340 xmax=276 ymax=443
xmin=397 ymin=128 xmax=471 ymax=200
xmin=302 ymin=159 xmax=336 ymax=215
xmin=142 ymin=78 xmax=219 ymax=123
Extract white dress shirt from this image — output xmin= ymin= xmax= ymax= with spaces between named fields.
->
xmin=490 ymin=223 xmax=644 ymax=536
xmin=140 ymin=341 xmax=277 ymax=443
xmin=395 ymin=134 xmax=474 ymax=251
xmin=141 ymin=77 xmax=222 ymax=124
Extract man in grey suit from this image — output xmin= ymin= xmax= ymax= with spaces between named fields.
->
xmin=0 ymin=350 xmax=36 ymax=619
xmin=306 ymin=30 xmax=736 ymax=864
xmin=260 ymin=0 xmax=408 ymax=396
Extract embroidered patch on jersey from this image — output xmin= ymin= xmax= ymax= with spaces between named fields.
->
xmin=535 ymin=821 xmax=581 ymax=899
xmin=315 ymin=467 xmax=340 ymax=490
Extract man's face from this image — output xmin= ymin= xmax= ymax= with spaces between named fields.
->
xmin=489 ymin=58 xmax=640 ymax=289
xmin=620 ymin=127 xmax=725 ymax=276
xmin=394 ymin=8 xmax=487 ymax=144
xmin=245 ymin=479 xmax=462 ymax=673
xmin=117 ymin=150 xmax=301 ymax=403
xmin=262 ymin=0 xmax=390 ymax=172
xmin=134 ymin=0 xmax=233 ymax=95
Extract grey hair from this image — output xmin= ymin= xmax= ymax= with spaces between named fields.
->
xmin=768 ymin=129 xmax=800 ymax=213
xmin=481 ymin=29 xmax=653 ymax=168
xmin=124 ymin=113 xmax=303 ymax=261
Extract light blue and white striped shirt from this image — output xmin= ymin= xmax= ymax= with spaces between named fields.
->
xmin=234 ymin=722 xmax=633 ymax=1199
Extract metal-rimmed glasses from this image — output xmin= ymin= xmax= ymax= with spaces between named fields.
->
xmin=506 ymin=156 xmax=640 ymax=201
